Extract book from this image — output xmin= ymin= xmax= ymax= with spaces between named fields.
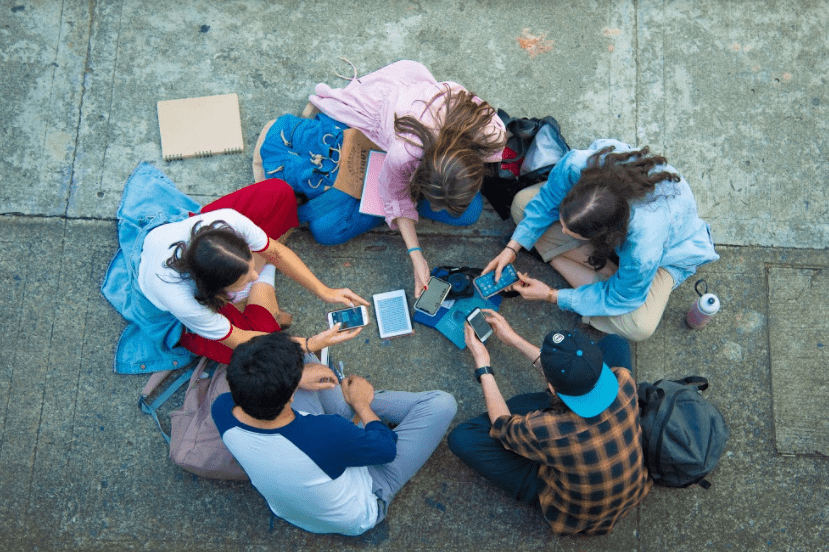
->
xmin=372 ymin=289 xmax=413 ymax=339
xmin=358 ymin=150 xmax=386 ymax=217
xmin=157 ymin=93 xmax=244 ymax=161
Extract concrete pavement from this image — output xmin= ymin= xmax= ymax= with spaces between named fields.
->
xmin=1 ymin=1 xmax=827 ymax=550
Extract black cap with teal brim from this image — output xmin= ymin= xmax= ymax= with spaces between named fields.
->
xmin=541 ymin=329 xmax=619 ymax=418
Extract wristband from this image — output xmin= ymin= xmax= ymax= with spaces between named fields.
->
xmin=546 ymin=289 xmax=556 ymax=303
xmin=304 ymin=337 xmax=312 ymax=354
xmin=406 ymin=247 xmax=422 ymax=254
xmin=474 ymin=366 xmax=495 ymax=383
xmin=506 ymin=245 xmax=520 ymax=256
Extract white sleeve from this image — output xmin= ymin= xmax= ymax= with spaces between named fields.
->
xmin=146 ymin=275 xmax=233 ymax=341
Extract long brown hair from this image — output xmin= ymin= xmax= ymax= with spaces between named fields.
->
xmin=559 ymin=146 xmax=680 ymax=270
xmin=394 ymin=87 xmax=504 ymax=215
xmin=165 ymin=220 xmax=252 ymax=311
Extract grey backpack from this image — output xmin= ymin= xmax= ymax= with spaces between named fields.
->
xmin=139 ymin=357 xmax=249 ymax=480
xmin=637 ymin=376 xmax=729 ymax=489
xmin=140 ymin=353 xmax=324 ymax=480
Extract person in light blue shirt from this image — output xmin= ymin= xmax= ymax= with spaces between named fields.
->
xmin=484 ymin=139 xmax=719 ymax=341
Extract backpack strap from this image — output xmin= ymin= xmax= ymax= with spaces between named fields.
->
xmin=646 ymin=386 xmax=685 ymax=481
xmin=637 ymin=382 xmax=665 ymax=409
xmin=138 ymin=356 xmax=205 ymax=443
xmin=674 ymin=376 xmax=709 ymax=391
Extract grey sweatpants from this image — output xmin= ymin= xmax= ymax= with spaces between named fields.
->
xmin=292 ymin=385 xmax=457 ymax=524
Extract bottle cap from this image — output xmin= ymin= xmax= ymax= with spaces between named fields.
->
xmin=699 ymin=293 xmax=720 ymax=315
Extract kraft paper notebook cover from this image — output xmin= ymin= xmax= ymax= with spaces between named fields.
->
xmin=333 ymin=129 xmax=383 ymax=199
xmin=157 ymin=93 xmax=244 ymax=161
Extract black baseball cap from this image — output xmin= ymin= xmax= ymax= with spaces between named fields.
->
xmin=540 ymin=329 xmax=618 ymax=418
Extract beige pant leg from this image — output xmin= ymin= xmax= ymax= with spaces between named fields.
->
xmin=510 ymin=184 xmax=586 ymax=261
xmin=583 ymin=268 xmax=675 ymax=342
xmin=252 ymin=119 xmax=277 ymax=183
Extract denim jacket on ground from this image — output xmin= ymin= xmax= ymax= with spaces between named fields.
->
xmin=101 ymin=162 xmax=200 ymax=374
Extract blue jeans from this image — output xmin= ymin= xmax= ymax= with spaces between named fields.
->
xmin=447 ymin=334 xmax=631 ymax=505
xmin=302 ymin=190 xmax=484 ymax=245
xmin=417 ymin=192 xmax=483 ymax=226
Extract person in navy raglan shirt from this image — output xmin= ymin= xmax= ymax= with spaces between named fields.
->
xmin=212 ymin=331 xmax=456 ymax=536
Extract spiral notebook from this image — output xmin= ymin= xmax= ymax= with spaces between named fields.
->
xmin=358 ymin=150 xmax=386 ymax=217
xmin=157 ymin=93 xmax=244 ymax=161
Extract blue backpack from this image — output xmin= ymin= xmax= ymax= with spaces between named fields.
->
xmin=258 ymin=113 xmax=382 ymax=245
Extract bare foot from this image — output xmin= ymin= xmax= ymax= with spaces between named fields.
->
xmin=276 ymin=311 xmax=293 ymax=329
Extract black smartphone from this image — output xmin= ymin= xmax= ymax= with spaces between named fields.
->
xmin=414 ymin=277 xmax=453 ymax=316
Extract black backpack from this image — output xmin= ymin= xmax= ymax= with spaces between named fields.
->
xmin=637 ymin=376 xmax=729 ymax=489
xmin=481 ymin=109 xmax=570 ymax=220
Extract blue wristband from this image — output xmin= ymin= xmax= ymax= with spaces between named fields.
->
xmin=407 ymin=247 xmax=422 ymax=254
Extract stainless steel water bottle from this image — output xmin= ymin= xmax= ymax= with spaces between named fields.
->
xmin=686 ymin=279 xmax=720 ymax=329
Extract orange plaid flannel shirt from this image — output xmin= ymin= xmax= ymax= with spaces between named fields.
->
xmin=491 ymin=367 xmax=652 ymax=535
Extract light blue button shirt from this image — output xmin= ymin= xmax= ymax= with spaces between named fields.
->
xmin=512 ymin=139 xmax=719 ymax=317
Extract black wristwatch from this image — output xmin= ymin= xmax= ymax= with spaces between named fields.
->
xmin=474 ymin=366 xmax=495 ymax=383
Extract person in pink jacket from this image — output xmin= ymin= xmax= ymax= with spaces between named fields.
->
xmin=309 ymin=60 xmax=506 ymax=297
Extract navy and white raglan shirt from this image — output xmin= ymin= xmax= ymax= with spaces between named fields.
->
xmin=212 ymin=393 xmax=398 ymax=536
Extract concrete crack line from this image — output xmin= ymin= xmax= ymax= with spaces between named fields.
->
xmin=65 ymin=0 xmax=98 ymax=218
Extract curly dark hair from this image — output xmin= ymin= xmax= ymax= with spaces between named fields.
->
xmin=164 ymin=220 xmax=252 ymax=311
xmin=227 ymin=332 xmax=304 ymax=420
xmin=559 ymin=146 xmax=680 ymax=270
xmin=394 ymin=87 xmax=505 ymax=216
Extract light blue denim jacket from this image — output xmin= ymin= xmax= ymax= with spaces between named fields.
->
xmin=512 ymin=139 xmax=719 ymax=317
xmin=101 ymin=163 xmax=201 ymax=374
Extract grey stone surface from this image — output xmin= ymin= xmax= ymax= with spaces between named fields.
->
xmin=1 ymin=217 xmax=828 ymax=551
xmin=768 ymin=266 xmax=829 ymax=456
xmin=2 ymin=0 xmax=829 ymax=550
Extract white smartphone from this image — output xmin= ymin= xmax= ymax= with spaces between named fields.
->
xmin=414 ymin=277 xmax=453 ymax=316
xmin=327 ymin=305 xmax=370 ymax=331
xmin=466 ymin=307 xmax=493 ymax=342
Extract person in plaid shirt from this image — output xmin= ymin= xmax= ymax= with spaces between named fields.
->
xmin=448 ymin=310 xmax=652 ymax=535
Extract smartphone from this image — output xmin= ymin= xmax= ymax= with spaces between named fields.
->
xmin=327 ymin=305 xmax=370 ymax=331
xmin=414 ymin=277 xmax=453 ymax=316
xmin=466 ymin=308 xmax=493 ymax=342
xmin=474 ymin=263 xmax=520 ymax=298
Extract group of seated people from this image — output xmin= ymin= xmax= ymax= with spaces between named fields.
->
xmin=105 ymin=60 xmax=719 ymax=536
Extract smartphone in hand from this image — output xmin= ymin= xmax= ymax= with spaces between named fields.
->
xmin=327 ymin=306 xmax=370 ymax=331
xmin=474 ymin=264 xmax=519 ymax=298
xmin=466 ymin=307 xmax=493 ymax=342
xmin=414 ymin=276 xmax=453 ymax=316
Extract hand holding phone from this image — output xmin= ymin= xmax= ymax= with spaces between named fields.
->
xmin=414 ymin=276 xmax=453 ymax=316
xmin=463 ymin=322 xmax=491 ymax=367
xmin=327 ymin=306 xmax=370 ymax=331
xmin=466 ymin=307 xmax=493 ymax=342
xmin=474 ymin=263 xmax=520 ymax=298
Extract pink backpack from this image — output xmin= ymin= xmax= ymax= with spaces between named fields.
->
xmin=140 ymin=357 xmax=248 ymax=481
